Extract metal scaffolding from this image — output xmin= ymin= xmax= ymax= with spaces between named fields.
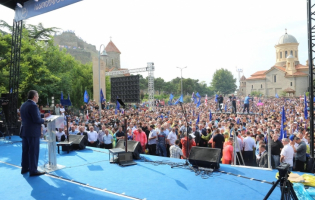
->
xmin=307 ymin=0 xmax=314 ymax=159
xmin=8 ymin=20 xmax=23 ymax=131
xmin=106 ymin=62 xmax=155 ymax=111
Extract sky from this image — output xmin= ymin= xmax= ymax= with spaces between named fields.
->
xmin=0 ymin=0 xmax=309 ymax=87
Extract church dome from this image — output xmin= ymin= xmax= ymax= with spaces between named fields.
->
xmin=278 ymin=31 xmax=298 ymax=44
xmin=287 ymin=54 xmax=294 ymax=59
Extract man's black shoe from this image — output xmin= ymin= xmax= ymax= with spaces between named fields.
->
xmin=21 ymin=169 xmax=29 ymax=174
xmin=30 ymin=171 xmax=45 ymax=176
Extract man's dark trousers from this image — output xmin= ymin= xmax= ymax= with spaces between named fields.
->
xmin=22 ymin=137 xmax=40 ymax=174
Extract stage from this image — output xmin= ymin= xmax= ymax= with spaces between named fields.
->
xmin=0 ymin=136 xmax=303 ymax=200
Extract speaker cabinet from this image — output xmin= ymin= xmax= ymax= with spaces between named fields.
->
xmin=61 ymin=135 xmax=86 ymax=151
xmin=189 ymin=147 xmax=221 ymax=169
xmin=110 ymin=75 xmax=140 ymax=103
xmin=115 ymin=140 xmax=142 ymax=159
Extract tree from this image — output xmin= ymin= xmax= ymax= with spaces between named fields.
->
xmin=138 ymin=74 xmax=148 ymax=90
xmin=154 ymin=77 xmax=165 ymax=94
xmin=210 ymin=68 xmax=236 ymax=95
xmin=250 ymin=91 xmax=263 ymax=97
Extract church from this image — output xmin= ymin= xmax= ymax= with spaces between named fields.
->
xmin=238 ymin=30 xmax=308 ymax=97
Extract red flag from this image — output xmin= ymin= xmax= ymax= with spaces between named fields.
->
xmin=86 ymin=110 xmax=89 ymax=120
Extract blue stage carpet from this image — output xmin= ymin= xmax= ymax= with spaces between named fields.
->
xmin=0 ymin=136 xmax=296 ymax=200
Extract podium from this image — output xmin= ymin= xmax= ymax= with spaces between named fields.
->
xmin=39 ymin=115 xmax=65 ymax=172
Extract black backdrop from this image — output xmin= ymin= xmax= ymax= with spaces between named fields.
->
xmin=111 ymin=75 xmax=140 ymax=103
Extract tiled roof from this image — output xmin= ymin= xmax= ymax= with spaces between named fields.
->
xmin=105 ymin=40 xmax=121 ymax=53
xmin=274 ymin=66 xmax=286 ymax=72
xmin=240 ymin=75 xmax=246 ymax=81
xmin=246 ymin=75 xmax=266 ymax=80
xmin=292 ymin=71 xmax=307 ymax=76
xmin=295 ymin=64 xmax=308 ymax=69
xmin=283 ymin=87 xmax=295 ymax=92
xmin=251 ymin=70 xmax=267 ymax=76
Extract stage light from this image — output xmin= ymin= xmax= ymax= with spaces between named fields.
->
xmin=17 ymin=3 xmax=23 ymax=8
xmin=34 ymin=0 xmax=39 ymax=2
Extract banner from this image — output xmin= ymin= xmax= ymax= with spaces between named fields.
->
xmin=15 ymin=0 xmax=82 ymax=21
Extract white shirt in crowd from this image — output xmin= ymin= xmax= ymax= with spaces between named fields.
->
xmin=235 ymin=137 xmax=243 ymax=152
xmin=167 ymin=131 xmax=177 ymax=145
xmin=87 ymin=131 xmax=98 ymax=142
xmin=60 ymin=107 xmax=65 ymax=116
xmin=243 ymin=136 xmax=255 ymax=151
xmin=56 ymin=131 xmax=66 ymax=141
xmin=280 ymin=144 xmax=294 ymax=167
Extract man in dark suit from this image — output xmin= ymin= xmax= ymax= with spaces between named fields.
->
xmin=258 ymin=144 xmax=275 ymax=168
xmin=77 ymin=126 xmax=88 ymax=146
xmin=20 ymin=90 xmax=47 ymax=176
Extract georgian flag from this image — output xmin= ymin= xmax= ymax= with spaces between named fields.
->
xmin=205 ymin=94 xmax=208 ymax=105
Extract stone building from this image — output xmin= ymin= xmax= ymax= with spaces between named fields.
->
xmin=239 ymin=30 xmax=308 ymax=97
xmin=92 ymin=39 xmax=129 ymax=104
xmin=105 ymin=40 xmax=121 ymax=70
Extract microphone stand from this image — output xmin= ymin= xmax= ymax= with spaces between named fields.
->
xmin=179 ymin=102 xmax=189 ymax=166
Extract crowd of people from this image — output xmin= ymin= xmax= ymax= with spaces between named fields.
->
xmin=40 ymin=94 xmax=311 ymax=172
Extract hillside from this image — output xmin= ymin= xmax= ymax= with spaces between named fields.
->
xmin=53 ymin=31 xmax=98 ymax=64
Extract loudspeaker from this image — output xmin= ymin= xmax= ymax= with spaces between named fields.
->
xmin=115 ymin=140 xmax=142 ymax=159
xmin=110 ymin=75 xmax=140 ymax=103
xmin=189 ymin=147 xmax=221 ymax=169
xmin=62 ymin=135 xmax=86 ymax=151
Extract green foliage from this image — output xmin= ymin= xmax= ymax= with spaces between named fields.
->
xmin=210 ymin=68 xmax=237 ymax=95
xmin=183 ymin=95 xmax=191 ymax=103
xmin=105 ymin=76 xmax=111 ymax=101
xmin=154 ymin=77 xmax=165 ymax=94
xmin=280 ymin=90 xmax=287 ymax=97
xmin=0 ymin=24 xmax=94 ymax=108
xmin=250 ymin=91 xmax=263 ymax=97
xmin=137 ymin=75 xmax=213 ymax=97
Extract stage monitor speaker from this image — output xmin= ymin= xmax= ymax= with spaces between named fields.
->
xmin=189 ymin=147 xmax=221 ymax=169
xmin=115 ymin=140 xmax=142 ymax=160
xmin=63 ymin=135 xmax=86 ymax=151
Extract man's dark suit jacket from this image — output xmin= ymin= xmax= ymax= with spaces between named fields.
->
xmin=259 ymin=151 xmax=275 ymax=168
xmin=20 ymin=100 xmax=44 ymax=137
xmin=194 ymin=131 xmax=201 ymax=144
xmin=77 ymin=132 xmax=88 ymax=145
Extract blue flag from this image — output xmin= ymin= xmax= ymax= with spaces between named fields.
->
xmin=196 ymin=98 xmax=201 ymax=108
xmin=61 ymin=92 xmax=64 ymax=100
xmin=84 ymin=90 xmax=89 ymax=103
xmin=194 ymin=96 xmax=198 ymax=104
xmin=275 ymin=93 xmax=279 ymax=98
xmin=169 ymin=93 xmax=174 ymax=101
xmin=100 ymin=89 xmax=105 ymax=103
xmin=237 ymin=118 xmax=240 ymax=124
xmin=196 ymin=92 xmax=201 ymax=98
xmin=196 ymin=114 xmax=200 ymax=124
xmin=215 ymin=94 xmax=218 ymax=102
xmin=10 ymin=88 xmax=12 ymax=93
xmin=304 ymin=94 xmax=308 ymax=120
xmin=280 ymin=107 xmax=287 ymax=140
xmin=224 ymin=104 xmax=227 ymax=112
xmin=174 ymin=95 xmax=183 ymax=105
xmin=115 ymin=100 xmax=120 ymax=114
xmin=209 ymin=110 xmax=212 ymax=121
